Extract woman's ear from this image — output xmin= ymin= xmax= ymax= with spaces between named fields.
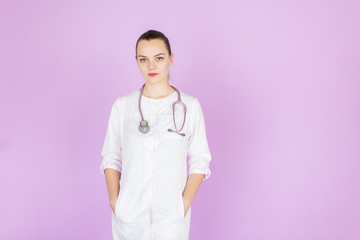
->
xmin=170 ymin=52 xmax=174 ymax=65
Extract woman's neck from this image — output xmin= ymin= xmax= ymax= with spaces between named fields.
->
xmin=142 ymin=82 xmax=175 ymax=99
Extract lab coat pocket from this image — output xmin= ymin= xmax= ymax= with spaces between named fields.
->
xmin=114 ymin=190 xmax=122 ymax=218
xmin=165 ymin=131 xmax=186 ymax=140
xmin=162 ymin=123 xmax=187 ymax=140
xmin=178 ymin=191 xmax=185 ymax=219
xmin=161 ymin=111 xmax=188 ymax=140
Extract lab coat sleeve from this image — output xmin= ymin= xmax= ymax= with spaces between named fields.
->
xmin=99 ymin=99 xmax=122 ymax=175
xmin=187 ymin=98 xmax=212 ymax=181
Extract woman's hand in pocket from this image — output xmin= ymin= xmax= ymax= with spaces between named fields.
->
xmin=182 ymin=196 xmax=192 ymax=217
xmin=109 ymin=197 xmax=118 ymax=214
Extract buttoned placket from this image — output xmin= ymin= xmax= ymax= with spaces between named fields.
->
xmin=149 ymin=101 xmax=160 ymax=238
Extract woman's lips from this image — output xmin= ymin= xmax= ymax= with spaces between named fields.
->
xmin=148 ymin=73 xmax=159 ymax=77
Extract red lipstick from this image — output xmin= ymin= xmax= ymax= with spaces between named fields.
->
xmin=148 ymin=73 xmax=159 ymax=77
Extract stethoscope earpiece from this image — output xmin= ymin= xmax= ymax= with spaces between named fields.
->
xmin=168 ymin=128 xmax=186 ymax=137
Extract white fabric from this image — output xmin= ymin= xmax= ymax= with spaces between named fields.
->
xmin=100 ymin=89 xmax=212 ymax=240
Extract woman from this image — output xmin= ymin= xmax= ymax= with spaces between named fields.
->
xmin=100 ymin=29 xmax=212 ymax=240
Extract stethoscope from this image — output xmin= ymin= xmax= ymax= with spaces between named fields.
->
xmin=138 ymin=83 xmax=187 ymax=136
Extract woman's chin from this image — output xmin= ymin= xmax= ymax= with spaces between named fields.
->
xmin=145 ymin=77 xmax=166 ymax=84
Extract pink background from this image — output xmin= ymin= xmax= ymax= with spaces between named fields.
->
xmin=1 ymin=0 xmax=359 ymax=239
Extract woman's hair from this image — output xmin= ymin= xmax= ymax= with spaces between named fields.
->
xmin=135 ymin=29 xmax=172 ymax=81
xmin=135 ymin=29 xmax=172 ymax=57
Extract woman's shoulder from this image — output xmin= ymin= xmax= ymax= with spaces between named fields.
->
xmin=115 ymin=89 xmax=199 ymax=106
xmin=110 ymin=89 xmax=139 ymax=116
xmin=176 ymin=91 xmax=208 ymax=120
xmin=116 ymin=89 xmax=139 ymax=103
xmin=178 ymin=91 xmax=198 ymax=106
xmin=112 ymin=89 xmax=141 ymax=107
xmin=111 ymin=88 xmax=203 ymax=116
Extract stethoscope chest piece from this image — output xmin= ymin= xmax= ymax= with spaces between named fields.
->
xmin=138 ymin=120 xmax=150 ymax=133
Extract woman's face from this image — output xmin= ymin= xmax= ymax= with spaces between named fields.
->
xmin=136 ymin=39 xmax=174 ymax=85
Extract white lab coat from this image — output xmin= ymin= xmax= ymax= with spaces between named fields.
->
xmin=100 ymin=89 xmax=212 ymax=240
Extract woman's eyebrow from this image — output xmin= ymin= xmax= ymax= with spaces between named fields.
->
xmin=138 ymin=53 xmax=165 ymax=58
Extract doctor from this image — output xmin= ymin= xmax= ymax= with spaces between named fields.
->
xmin=100 ymin=29 xmax=212 ymax=240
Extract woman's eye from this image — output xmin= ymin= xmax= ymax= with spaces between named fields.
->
xmin=157 ymin=57 xmax=163 ymax=61
xmin=140 ymin=59 xmax=146 ymax=62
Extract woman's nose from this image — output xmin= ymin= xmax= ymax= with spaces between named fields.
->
xmin=148 ymin=60 xmax=156 ymax=69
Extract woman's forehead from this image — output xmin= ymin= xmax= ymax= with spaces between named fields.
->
xmin=137 ymin=39 xmax=167 ymax=55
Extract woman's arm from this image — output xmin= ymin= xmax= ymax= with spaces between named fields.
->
xmin=187 ymin=98 xmax=212 ymax=181
xmin=105 ymin=169 xmax=121 ymax=213
xmin=100 ymin=99 xmax=123 ymax=213
xmin=182 ymin=173 xmax=205 ymax=216
xmin=183 ymin=98 xmax=212 ymax=216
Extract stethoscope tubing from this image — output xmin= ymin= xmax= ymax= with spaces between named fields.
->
xmin=138 ymin=83 xmax=187 ymax=136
